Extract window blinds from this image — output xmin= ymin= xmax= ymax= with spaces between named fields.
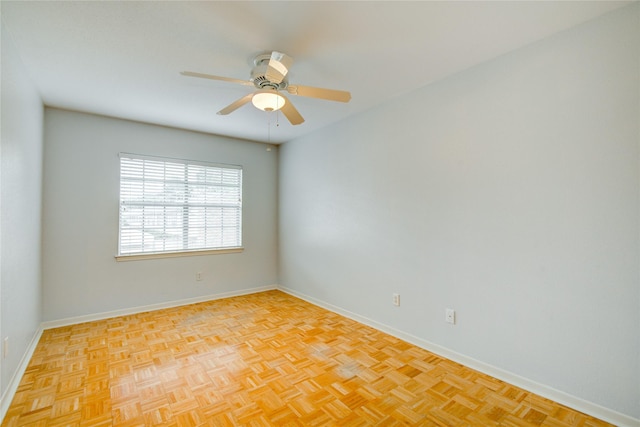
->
xmin=118 ymin=153 xmax=242 ymax=256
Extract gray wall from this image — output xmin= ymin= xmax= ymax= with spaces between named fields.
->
xmin=279 ymin=4 xmax=639 ymax=418
xmin=0 ymin=25 xmax=44 ymax=397
xmin=42 ymin=109 xmax=278 ymax=321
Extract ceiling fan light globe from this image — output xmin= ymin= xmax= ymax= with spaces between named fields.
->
xmin=252 ymin=92 xmax=285 ymax=112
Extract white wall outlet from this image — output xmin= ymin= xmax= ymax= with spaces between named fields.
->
xmin=196 ymin=272 xmax=203 ymax=281
xmin=445 ymin=308 xmax=456 ymax=324
xmin=3 ymin=337 xmax=8 ymax=359
xmin=392 ymin=293 xmax=400 ymax=306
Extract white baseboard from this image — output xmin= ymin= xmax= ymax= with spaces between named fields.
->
xmin=41 ymin=285 xmax=277 ymax=329
xmin=277 ymin=285 xmax=640 ymax=427
xmin=0 ymin=327 xmax=43 ymax=423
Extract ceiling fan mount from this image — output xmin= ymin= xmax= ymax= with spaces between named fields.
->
xmin=181 ymin=51 xmax=351 ymax=125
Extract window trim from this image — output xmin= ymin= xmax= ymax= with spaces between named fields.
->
xmin=116 ymin=152 xmax=243 ymax=260
xmin=115 ymin=247 xmax=244 ymax=262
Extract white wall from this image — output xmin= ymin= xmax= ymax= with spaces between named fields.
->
xmin=279 ymin=4 xmax=639 ymax=420
xmin=0 ymin=25 xmax=44 ymax=397
xmin=42 ymin=109 xmax=278 ymax=321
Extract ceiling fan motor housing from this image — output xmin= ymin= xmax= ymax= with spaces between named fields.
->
xmin=251 ymin=54 xmax=288 ymax=90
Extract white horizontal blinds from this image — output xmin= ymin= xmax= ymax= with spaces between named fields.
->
xmin=118 ymin=154 xmax=242 ymax=255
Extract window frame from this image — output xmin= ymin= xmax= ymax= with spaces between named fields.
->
xmin=116 ymin=153 xmax=243 ymax=261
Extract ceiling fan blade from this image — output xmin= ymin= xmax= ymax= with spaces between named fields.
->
xmin=265 ymin=51 xmax=294 ymax=85
xmin=279 ymin=95 xmax=304 ymax=125
xmin=217 ymin=93 xmax=254 ymax=115
xmin=287 ymin=84 xmax=351 ymax=103
xmin=181 ymin=71 xmax=253 ymax=87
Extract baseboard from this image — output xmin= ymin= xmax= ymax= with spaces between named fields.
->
xmin=0 ymin=327 xmax=43 ymax=423
xmin=277 ymin=285 xmax=640 ymax=427
xmin=41 ymin=285 xmax=277 ymax=330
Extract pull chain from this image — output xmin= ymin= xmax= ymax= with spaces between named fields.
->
xmin=266 ymin=93 xmax=282 ymax=143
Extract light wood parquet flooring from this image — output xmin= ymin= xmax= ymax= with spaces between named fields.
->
xmin=2 ymin=290 xmax=612 ymax=427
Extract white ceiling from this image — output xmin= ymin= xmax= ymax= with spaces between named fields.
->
xmin=1 ymin=1 xmax=630 ymax=144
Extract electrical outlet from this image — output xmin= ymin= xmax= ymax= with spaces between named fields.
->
xmin=392 ymin=293 xmax=400 ymax=307
xmin=3 ymin=337 xmax=8 ymax=359
xmin=445 ymin=308 xmax=455 ymax=324
xmin=196 ymin=272 xmax=203 ymax=281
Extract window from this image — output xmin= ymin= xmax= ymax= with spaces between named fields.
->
xmin=117 ymin=153 xmax=242 ymax=259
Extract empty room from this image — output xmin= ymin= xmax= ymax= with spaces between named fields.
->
xmin=1 ymin=1 xmax=638 ymax=426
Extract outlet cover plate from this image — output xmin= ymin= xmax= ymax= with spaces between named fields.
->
xmin=392 ymin=293 xmax=400 ymax=306
xmin=445 ymin=308 xmax=455 ymax=324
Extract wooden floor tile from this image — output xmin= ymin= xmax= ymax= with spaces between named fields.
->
xmin=1 ymin=290 xmax=613 ymax=426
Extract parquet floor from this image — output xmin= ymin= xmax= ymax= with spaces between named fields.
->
xmin=2 ymin=290 xmax=612 ymax=426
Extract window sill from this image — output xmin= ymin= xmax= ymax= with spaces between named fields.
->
xmin=115 ymin=247 xmax=244 ymax=262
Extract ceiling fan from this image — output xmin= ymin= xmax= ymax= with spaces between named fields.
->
xmin=181 ymin=51 xmax=351 ymax=125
